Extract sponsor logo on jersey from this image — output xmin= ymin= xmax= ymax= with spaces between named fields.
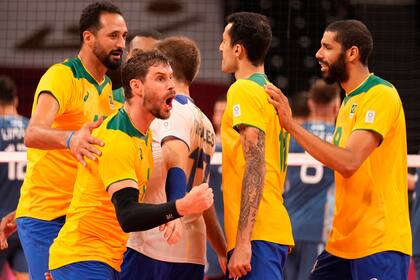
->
xmin=109 ymin=95 xmax=115 ymax=110
xmin=83 ymin=91 xmax=89 ymax=102
xmin=233 ymin=104 xmax=241 ymax=117
xmin=365 ymin=110 xmax=376 ymax=124
xmin=349 ymin=103 xmax=357 ymax=119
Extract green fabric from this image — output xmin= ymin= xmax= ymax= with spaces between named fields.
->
xmin=106 ymin=108 xmax=146 ymax=140
xmin=62 ymin=57 xmax=111 ymax=95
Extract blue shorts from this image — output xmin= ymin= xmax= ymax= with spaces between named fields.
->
xmin=309 ymin=250 xmax=410 ymax=280
xmin=16 ymin=216 xmax=65 ymax=280
xmin=225 ymin=240 xmax=288 ymax=280
xmin=121 ymin=247 xmax=204 ymax=280
xmin=51 ymin=261 xmax=119 ymax=280
xmin=0 ymin=233 xmax=28 ymax=273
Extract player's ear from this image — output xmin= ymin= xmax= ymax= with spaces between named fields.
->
xmin=234 ymin=44 xmax=243 ymax=58
xmin=130 ymin=79 xmax=143 ymax=98
xmin=347 ymin=46 xmax=359 ymax=63
xmin=82 ymin=30 xmax=95 ymax=47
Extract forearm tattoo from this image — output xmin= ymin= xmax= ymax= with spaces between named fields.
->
xmin=238 ymin=128 xmax=266 ymax=237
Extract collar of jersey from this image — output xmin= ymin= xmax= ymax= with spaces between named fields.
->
xmin=343 ymin=73 xmax=374 ymax=105
xmin=174 ymin=94 xmax=194 ymax=105
xmin=62 ymin=57 xmax=111 ymax=95
xmin=76 ymin=57 xmax=108 ymax=85
xmin=106 ymin=108 xmax=149 ymax=141
xmin=245 ymin=73 xmax=269 ymax=87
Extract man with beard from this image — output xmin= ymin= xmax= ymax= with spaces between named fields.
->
xmin=49 ymin=51 xmax=213 ymax=280
xmin=266 ymin=19 xmax=411 ymax=279
xmin=121 ymin=36 xmax=226 ymax=280
xmin=0 ymin=2 xmax=128 ymax=279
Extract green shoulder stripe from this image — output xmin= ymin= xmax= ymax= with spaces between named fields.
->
xmin=344 ymin=74 xmax=393 ymax=105
xmin=106 ymin=108 xmax=147 ymax=140
xmin=246 ymin=73 xmax=269 ymax=87
xmin=112 ymin=87 xmax=125 ymax=103
xmin=62 ymin=57 xmax=111 ymax=95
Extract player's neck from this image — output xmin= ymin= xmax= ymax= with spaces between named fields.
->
xmin=174 ymin=80 xmax=190 ymax=97
xmin=78 ymin=48 xmax=108 ymax=84
xmin=234 ymin=61 xmax=264 ymax=80
xmin=124 ymin=102 xmax=153 ymax=135
xmin=341 ymin=64 xmax=370 ymax=95
xmin=0 ymin=104 xmax=17 ymax=116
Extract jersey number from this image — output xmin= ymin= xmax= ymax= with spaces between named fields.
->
xmin=5 ymin=143 xmax=26 ymax=180
xmin=279 ymin=131 xmax=289 ymax=172
xmin=187 ymin=148 xmax=211 ymax=191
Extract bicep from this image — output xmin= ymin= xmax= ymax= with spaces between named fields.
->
xmin=107 ymin=179 xmax=138 ymax=197
xmin=29 ymin=92 xmax=60 ymax=127
xmin=162 ymin=138 xmax=189 ymax=172
xmin=345 ymin=129 xmax=381 ymax=166
xmin=239 ymin=125 xmax=265 ymax=159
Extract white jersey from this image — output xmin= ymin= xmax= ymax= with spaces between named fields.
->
xmin=126 ymin=94 xmax=216 ymax=264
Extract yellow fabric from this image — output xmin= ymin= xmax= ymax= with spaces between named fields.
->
xmin=49 ymin=108 xmax=153 ymax=271
xmin=221 ymin=73 xmax=294 ymax=252
xmin=16 ymin=58 xmax=122 ymax=220
xmin=327 ymin=74 xmax=412 ymax=258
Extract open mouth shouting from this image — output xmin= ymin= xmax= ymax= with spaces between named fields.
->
xmin=164 ymin=92 xmax=176 ymax=111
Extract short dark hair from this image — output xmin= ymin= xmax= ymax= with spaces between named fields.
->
xmin=156 ymin=36 xmax=200 ymax=85
xmin=127 ymin=31 xmax=162 ymax=54
xmin=326 ymin=20 xmax=373 ymax=65
xmin=215 ymin=94 xmax=226 ymax=103
xmin=79 ymin=2 xmax=122 ymax=42
xmin=122 ymin=50 xmax=170 ymax=100
xmin=308 ymin=79 xmax=340 ymax=105
xmin=0 ymin=76 xmax=17 ymax=105
xmin=226 ymin=12 xmax=272 ymax=66
xmin=131 ymin=30 xmax=162 ymax=41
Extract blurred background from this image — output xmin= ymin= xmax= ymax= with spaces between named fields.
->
xmin=0 ymin=0 xmax=419 ymax=152
xmin=0 ymin=1 xmax=420 ymax=280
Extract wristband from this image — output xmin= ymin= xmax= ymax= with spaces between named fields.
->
xmin=66 ymin=131 xmax=75 ymax=149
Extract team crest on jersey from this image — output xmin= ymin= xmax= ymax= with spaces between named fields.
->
xmin=233 ymin=104 xmax=241 ymax=117
xmin=83 ymin=92 xmax=89 ymax=102
xmin=349 ymin=103 xmax=357 ymax=119
xmin=365 ymin=110 xmax=376 ymax=124
xmin=109 ymin=95 xmax=115 ymax=110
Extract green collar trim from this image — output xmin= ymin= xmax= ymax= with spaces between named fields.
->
xmin=112 ymin=87 xmax=125 ymax=103
xmin=62 ymin=57 xmax=111 ymax=95
xmin=343 ymin=74 xmax=393 ymax=105
xmin=106 ymin=108 xmax=148 ymax=140
xmin=245 ymin=73 xmax=269 ymax=87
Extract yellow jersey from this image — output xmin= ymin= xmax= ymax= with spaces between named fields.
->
xmin=327 ymin=74 xmax=412 ymax=258
xmin=49 ymin=108 xmax=153 ymax=271
xmin=17 ymin=57 xmax=122 ymax=220
xmin=221 ymin=73 xmax=294 ymax=252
